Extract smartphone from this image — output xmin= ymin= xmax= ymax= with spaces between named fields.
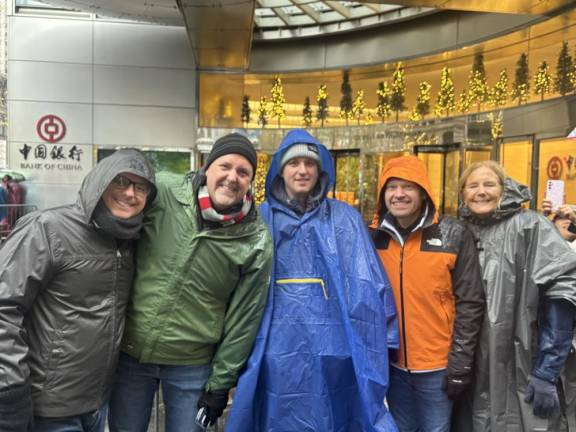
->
xmin=545 ymin=180 xmax=564 ymax=212
xmin=195 ymin=407 xmax=209 ymax=430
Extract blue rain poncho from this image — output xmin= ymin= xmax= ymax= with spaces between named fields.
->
xmin=226 ymin=129 xmax=399 ymax=432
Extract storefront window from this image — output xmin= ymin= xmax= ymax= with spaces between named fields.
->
xmin=416 ymin=145 xmax=460 ymax=216
xmin=464 ymin=147 xmax=491 ymax=168
xmin=361 ymin=152 xmax=403 ymax=224
xmin=97 ymin=149 xmax=191 ymax=175
xmin=330 ymin=150 xmax=360 ymax=209
xmin=538 ymin=138 xmax=576 ymax=209
xmin=500 ymin=139 xmax=532 ymax=188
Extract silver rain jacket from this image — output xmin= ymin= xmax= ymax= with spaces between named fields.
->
xmin=0 ymin=149 xmax=155 ymax=418
xmin=454 ymin=177 xmax=576 ymax=432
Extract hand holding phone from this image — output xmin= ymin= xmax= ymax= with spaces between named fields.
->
xmin=545 ymin=180 xmax=564 ymax=213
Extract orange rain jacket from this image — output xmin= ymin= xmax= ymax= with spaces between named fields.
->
xmin=370 ymin=156 xmax=485 ymax=376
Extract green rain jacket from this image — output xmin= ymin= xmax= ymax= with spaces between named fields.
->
xmin=121 ymin=172 xmax=273 ymax=391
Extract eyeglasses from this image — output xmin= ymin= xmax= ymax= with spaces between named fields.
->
xmin=111 ymin=175 xmax=151 ymax=196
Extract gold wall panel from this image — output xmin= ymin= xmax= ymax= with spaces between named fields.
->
xmin=199 ymin=9 xmax=576 ymax=128
xmin=366 ymin=0 xmax=573 ymax=15
xmin=500 ymin=140 xmax=532 ymax=187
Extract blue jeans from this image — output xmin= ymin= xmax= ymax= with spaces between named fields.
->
xmin=33 ymin=406 xmax=107 ymax=432
xmin=387 ymin=367 xmax=453 ymax=432
xmin=108 ymin=352 xmax=211 ymax=432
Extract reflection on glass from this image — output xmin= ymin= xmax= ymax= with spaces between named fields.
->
xmin=538 ymin=138 xmax=576 ymax=209
xmin=500 ymin=140 xmax=532 ymax=188
xmin=444 ymin=150 xmax=461 ymax=216
xmin=417 ymin=148 xmax=460 ymax=216
xmin=360 ymin=152 xmax=403 ymax=224
xmin=97 ymin=149 xmax=191 ymax=175
xmin=464 ymin=148 xmax=491 ymax=168
xmin=330 ymin=151 xmax=360 ymax=209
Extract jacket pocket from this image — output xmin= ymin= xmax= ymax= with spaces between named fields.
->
xmin=434 ymin=290 xmax=454 ymax=326
xmin=42 ymin=328 xmax=66 ymax=390
xmin=273 ymin=278 xmax=332 ymax=321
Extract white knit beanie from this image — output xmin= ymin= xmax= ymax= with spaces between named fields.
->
xmin=280 ymin=144 xmax=321 ymax=170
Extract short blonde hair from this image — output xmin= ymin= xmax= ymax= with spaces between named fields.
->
xmin=459 ymin=160 xmax=507 ymax=191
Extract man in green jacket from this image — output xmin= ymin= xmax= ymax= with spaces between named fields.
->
xmin=108 ymin=133 xmax=273 ymax=432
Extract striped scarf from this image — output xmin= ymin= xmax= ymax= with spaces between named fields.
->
xmin=197 ymin=185 xmax=252 ymax=226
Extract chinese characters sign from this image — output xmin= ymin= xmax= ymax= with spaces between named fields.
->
xmin=8 ymin=114 xmax=92 ymax=184
xmin=10 ymin=142 xmax=92 ymax=184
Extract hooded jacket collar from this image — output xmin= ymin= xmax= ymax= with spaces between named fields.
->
xmin=77 ymin=149 xmax=156 ymax=224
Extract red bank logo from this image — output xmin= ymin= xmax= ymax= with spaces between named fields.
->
xmin=36 ymin=115 xmax=67 ymax=143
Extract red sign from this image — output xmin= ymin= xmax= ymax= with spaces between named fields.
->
xmin=547 ymin=156 xmax=563 ymax=179
xmin=36 ymin=115 xmax=67 ymax=143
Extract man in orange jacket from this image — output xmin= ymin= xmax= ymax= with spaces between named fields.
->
xmin=370 ymin=155 xmax=485 ymax=432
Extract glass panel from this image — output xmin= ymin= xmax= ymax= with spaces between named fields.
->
xmin=417 ymin=150 xmax=460 ymax=216
xmin=361 ymin=152 xmax=403 ymax=224
xmin=500 ymin=140 xmax=532 ymax=187
xmin=254 ymin=152 xmax=271 ymax=206
xmin=444 ymin=150 xmax=460 ymax=216
xmin=464 ymin=149 xmax=491 ymax=168
xmin=97 ymin=149 xmax=191 ymax=175
xmin=332 ymin=151 xmax=360 ymax=209
xmin=199 ymin=74 xmax=244 ymax=128
xmin=417 ymin=152 xmax=444 ymax=214
xmin=538 ymin=138 xmax=576 ymax=210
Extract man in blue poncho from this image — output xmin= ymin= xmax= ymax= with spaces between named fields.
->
xmin=226 ymin=128 xmax=399 ymax=432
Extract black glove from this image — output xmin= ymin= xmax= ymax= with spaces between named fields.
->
xmin=197 ymin=389 xmax=229 ymax=426
xmin=0 ymin=384 xmax=33 ymax=431
xmin=524 ymin=375 xmax=560 ymax=418
xmin=442 ymin=373 xmax=471 ymax=400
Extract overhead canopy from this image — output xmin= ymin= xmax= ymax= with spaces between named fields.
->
xmin=177 ymin=0 xmax=256 ymax=71
xmin=33 ymin=0 xmax=575 ymax=71
xmin=361 ymin=0 xmax=575 ymax=15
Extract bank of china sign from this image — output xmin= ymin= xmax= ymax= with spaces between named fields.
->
xmin=10 ymin=115 xmax=93 ymax=184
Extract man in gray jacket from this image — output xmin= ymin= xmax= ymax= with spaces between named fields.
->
xmin=0 ymin=149 xmax=156 ymax=432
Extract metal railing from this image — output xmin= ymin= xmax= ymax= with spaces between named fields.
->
xmin=0 ymin=204 xmax=37 ymax=240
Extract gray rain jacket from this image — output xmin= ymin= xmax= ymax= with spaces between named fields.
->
xmin=0 ymin=149 xmax=155 ymax=419
xmin=454 ymin=177 xmax=576 ymax=432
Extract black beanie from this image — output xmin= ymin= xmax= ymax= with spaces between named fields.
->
xmin=204 ymin=133 xmax=258 ymax=177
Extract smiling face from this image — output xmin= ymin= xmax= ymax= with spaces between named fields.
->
xmin=384 ymin=178 xmax=426 ymax=228
xmin=205 ymin=153 xmax=253 ymax=211
xmin=101 ymin=172 xmax=149 ymax=219
xmin=281 ymin=157 xmax=320 ymax=202
xmin=461 ymin=166 xmax=503 ymax=218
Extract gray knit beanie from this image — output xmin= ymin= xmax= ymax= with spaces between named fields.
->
xmin=280 ymin=144 xmax=321 ymax=170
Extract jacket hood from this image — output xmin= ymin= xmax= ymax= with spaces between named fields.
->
xmin=265 ymin=129 xmax=334 ymax=201
xmin=78 ymin=149 xmax=156 ymax=223
xmin=460 ymin=176 xmax=531 ymax=224
xmin=372 ymin=155 xmax=437 ymax=226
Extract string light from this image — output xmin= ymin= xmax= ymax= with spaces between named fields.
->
xmin=435 ymin=67 xmax=455 ymax=117
xmin=270 ymin=75 xmax=286 ymax=127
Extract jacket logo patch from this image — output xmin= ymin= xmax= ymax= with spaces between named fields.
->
xmin=426 ymin=238 xmax=443 ymax=247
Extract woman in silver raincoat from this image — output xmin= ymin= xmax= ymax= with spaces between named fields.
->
xmin=454 ymin=161 xmax=576 ymax=432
